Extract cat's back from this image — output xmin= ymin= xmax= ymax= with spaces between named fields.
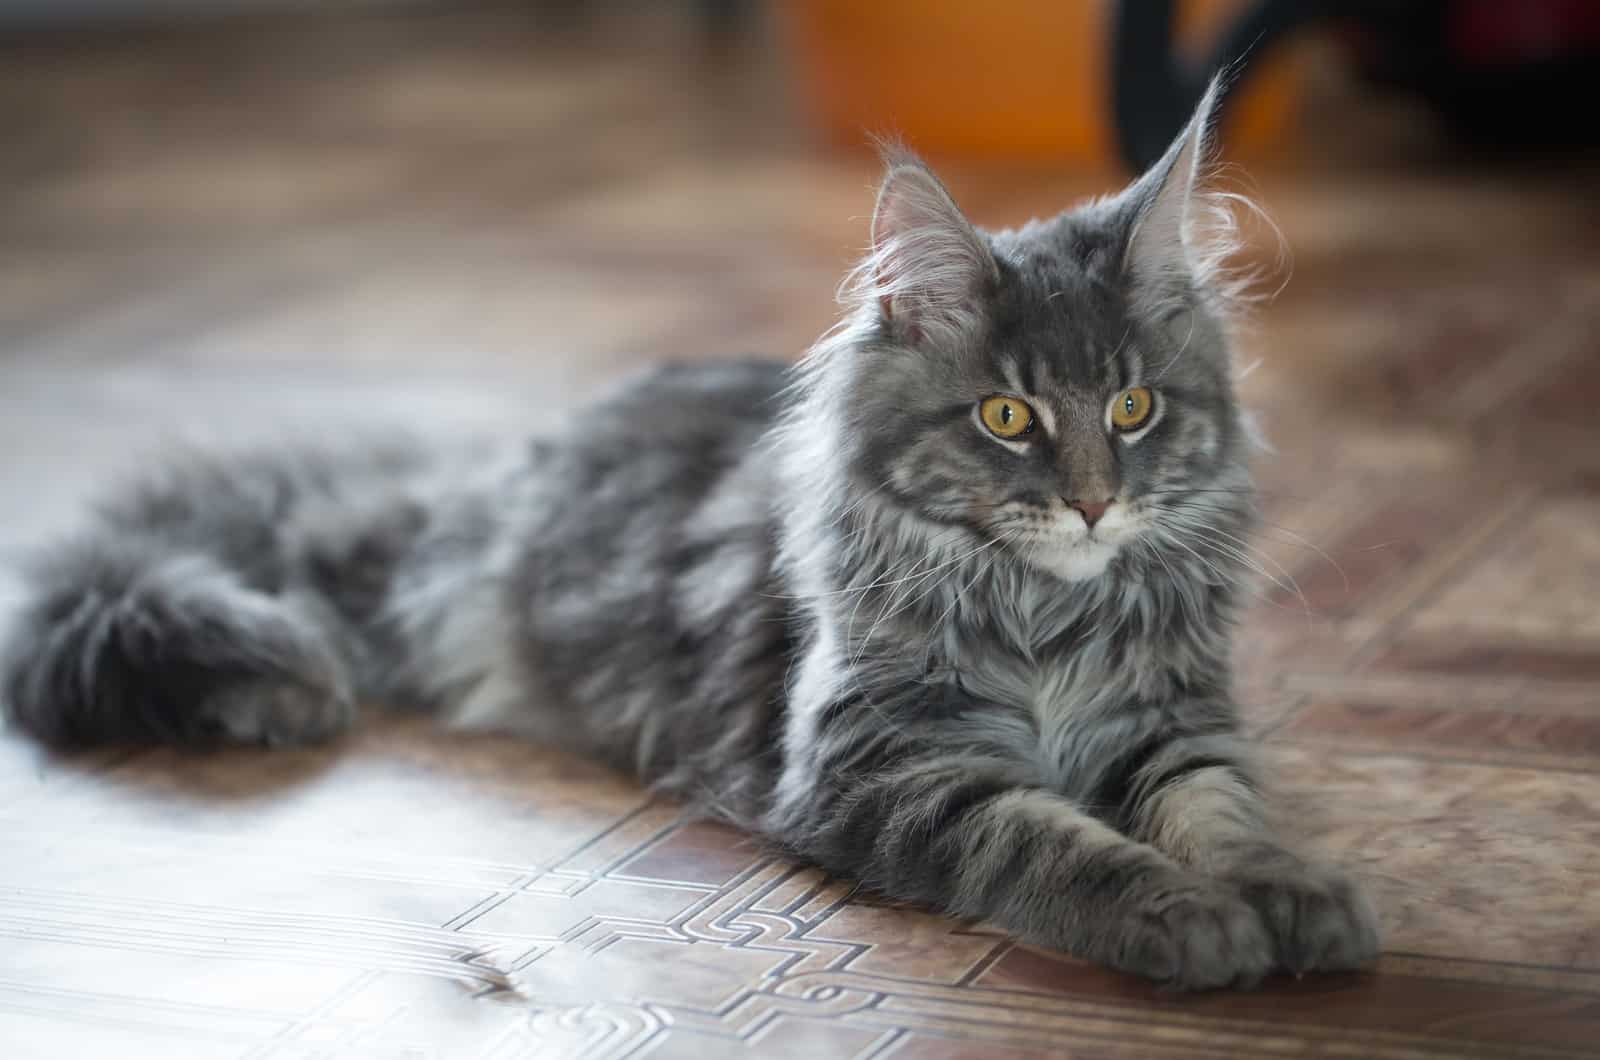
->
xmin=571 ymin=358 xmax=789 ymax=450
xmin=519 ymin=357 xmax=790 ymax=546
xmin=517 ymin=355 xmax=791 ymax=567
xmin=501 ymin=358 xmax=796 ymax=791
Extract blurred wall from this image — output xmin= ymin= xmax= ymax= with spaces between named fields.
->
xmin=0 ymin=0 xmax=420 ymax=27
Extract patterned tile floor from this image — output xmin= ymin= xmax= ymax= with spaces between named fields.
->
xmin=2 ymin=9 xmax=1599 ymax=1058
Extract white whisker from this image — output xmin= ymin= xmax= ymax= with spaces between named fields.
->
xmin=849 ymin=531 xmax=1014 ymax=668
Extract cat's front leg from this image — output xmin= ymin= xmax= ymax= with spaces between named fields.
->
xmin=1122 ymin=732 xmax=1381 ymax=975
xmin=788 ymin=754 xmax=1274 ymax=989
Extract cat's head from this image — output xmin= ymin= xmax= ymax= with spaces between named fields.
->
xmin=819 ymin=82 xmax=1261 ymax=584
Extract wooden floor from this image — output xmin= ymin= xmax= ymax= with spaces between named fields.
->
xmin=3 ymin=9 xmax=1600 ymax=1059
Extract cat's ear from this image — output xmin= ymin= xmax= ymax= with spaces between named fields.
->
xmin=868 ymin=152 xmax=998 ymax=347
xmin=1122 ymin=77 xmax=1228 ymax=312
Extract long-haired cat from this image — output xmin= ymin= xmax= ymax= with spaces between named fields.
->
xmin=1 ymin=83 xmax=1377 ymax=989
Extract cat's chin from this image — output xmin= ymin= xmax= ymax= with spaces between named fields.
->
xmin=1022 ymin=537 xmax=1121 ymax=582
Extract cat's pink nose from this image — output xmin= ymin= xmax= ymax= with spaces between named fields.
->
xmin=1068 ymin=499 xmax=1112 ymax=529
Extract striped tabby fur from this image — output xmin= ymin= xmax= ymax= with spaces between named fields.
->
xmin=1 ymin=83 xmax=1376 ymax=989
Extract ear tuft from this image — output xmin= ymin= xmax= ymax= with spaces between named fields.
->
xmin=865 ymin=150 xmax=997 ymax=348
xmin=1124 ymin=76 xmax=1274 ymax=317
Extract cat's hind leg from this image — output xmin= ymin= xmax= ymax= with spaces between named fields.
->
xmin=2 ymin=537 xmax=355 ymax=748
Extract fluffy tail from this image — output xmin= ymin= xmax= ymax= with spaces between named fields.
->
xmin=3 ymin=534 xmax=356 ymax=748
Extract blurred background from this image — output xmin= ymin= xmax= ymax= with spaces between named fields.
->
xmin=3 ymin=5 xmax=1600 ymax=1057
xmin=3 ymin=0 xmax=1598 ymax=547
xmin=2 ymin=1 xmax=1596 ymax=404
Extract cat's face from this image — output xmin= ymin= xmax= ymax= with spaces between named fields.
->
xmin=850 ymin=229 xmax=1244 ymax=582
xmin=838 ymin=87 xmax=1253 ymax=583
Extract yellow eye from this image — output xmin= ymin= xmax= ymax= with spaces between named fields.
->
xmin=979 ymin=395 xmax=1034 ymax=439
xmin=1111 ymin=387 xmax=1155 ymax=432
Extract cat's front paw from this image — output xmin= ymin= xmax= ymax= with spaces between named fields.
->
xmin=1235 ymin=864 xmax=1380 ymax=975
xmin=1113 ymin=881 xmax=1275 ymax=991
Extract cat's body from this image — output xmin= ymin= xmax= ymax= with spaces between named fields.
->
xmin=5 ymin=362 xmax=796 ymax=803
xmin=1 ymin=85 xmax=1379 ymax=989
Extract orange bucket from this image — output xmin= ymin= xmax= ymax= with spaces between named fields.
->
xmin=777 ymin=1 xmax=1302 ymax=166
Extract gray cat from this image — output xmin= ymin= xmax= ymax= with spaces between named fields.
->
xmin=1 ymin=84 xmax=1378 ymax=989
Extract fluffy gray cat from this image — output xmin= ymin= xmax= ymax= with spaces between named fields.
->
xmin=1 ymin=85 xmax=1378 ymax=989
